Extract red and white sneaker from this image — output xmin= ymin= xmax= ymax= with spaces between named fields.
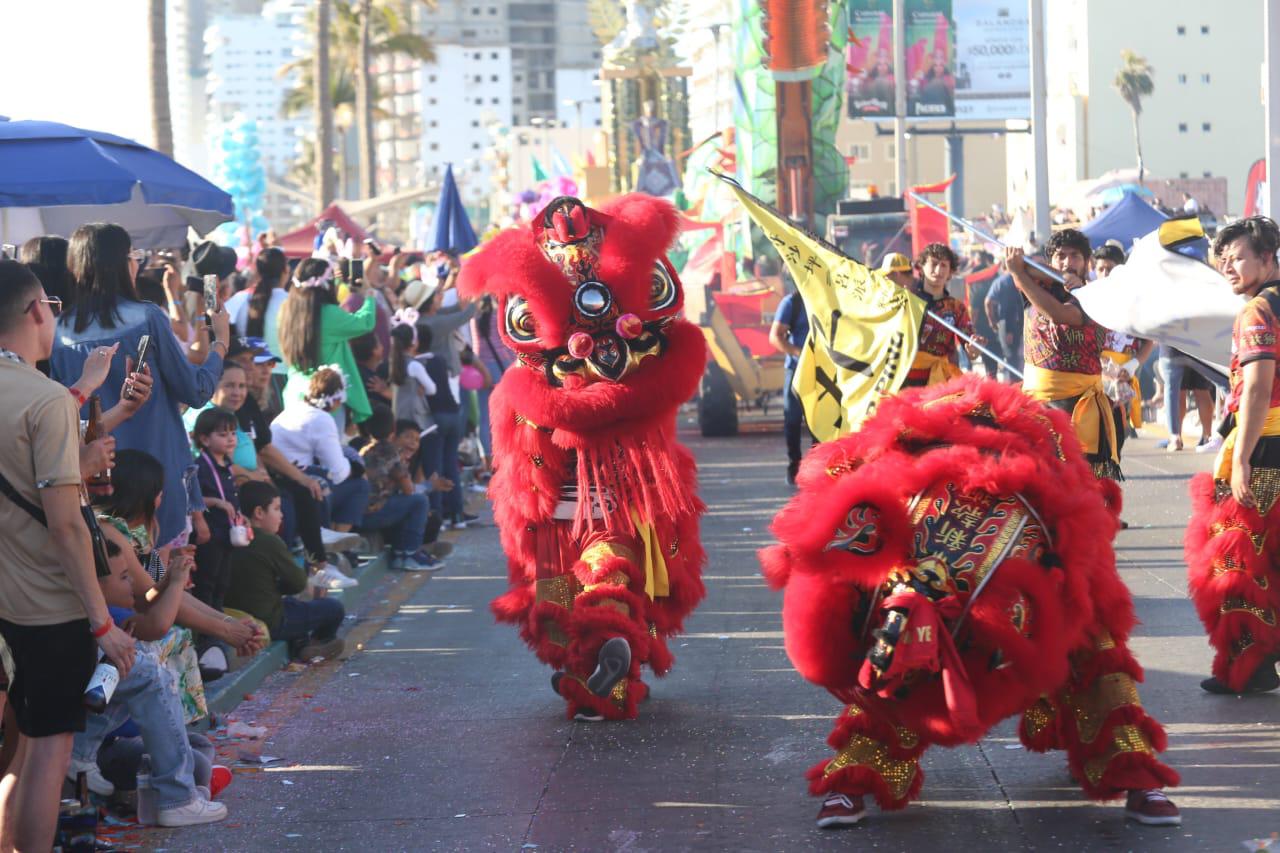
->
xmin=1124 ymin=789 xmax=1181 ymax=826
xmin=815 ymin=793 xmax=866 ymax=828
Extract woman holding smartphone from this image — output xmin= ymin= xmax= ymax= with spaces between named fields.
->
xmin=51 ymin=223 xmax=231 ymax=549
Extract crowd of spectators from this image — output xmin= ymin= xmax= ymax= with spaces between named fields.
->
xmin=0 ymin=221 xmax=506 ymax=848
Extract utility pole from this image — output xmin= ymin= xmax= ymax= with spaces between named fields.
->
xmin=892 ymin=0 xmax=907 ymax=197
xmin=1029 ymin=0 xmax=1050 ymax=245
xmin=1266 ymin=0 xmax=1280 ymax=217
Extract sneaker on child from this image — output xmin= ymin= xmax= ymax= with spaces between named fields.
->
xmin=1195 ymin=434 xmax=1224 ymax=454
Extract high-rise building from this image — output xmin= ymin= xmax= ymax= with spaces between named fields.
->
xmin=1006 ymin=0 xmax=1263 ymax=216
xmin=167 ymin=0 xmax=268 ymax=177
xmin=682 ymin=0 xmax=734 ymax=148
xmin=204 ymin=0 xmax=310 ymax=225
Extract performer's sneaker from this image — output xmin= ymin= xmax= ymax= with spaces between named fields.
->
xmin=1124 ymin=789 xmax=1181 ymax=826
xmin=815 ymin=793 xmax=866 ymax=828
xmin=586 ymin=637 xmax=631 ymax=697
xmin=1200 ymin=661 xmax=1280 ymax=695
xmin=572 ymin=708 xmax=605 ymax=722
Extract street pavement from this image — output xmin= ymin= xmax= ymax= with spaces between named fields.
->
xmin=159 ymin=418 xmax=1280 ymax=852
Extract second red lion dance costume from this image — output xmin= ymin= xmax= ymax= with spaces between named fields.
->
xmin=458 ymin=195 xmax=706 ymax=721
xmin=761 ymin=377 xmax=1180 ymax=826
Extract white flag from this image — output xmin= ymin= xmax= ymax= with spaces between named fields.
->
xmin=1075 ymin=219 xmax=1238 ymax=372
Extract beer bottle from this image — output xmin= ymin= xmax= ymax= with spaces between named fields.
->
xmin=84 ymin=395 xmax=112 ymax=493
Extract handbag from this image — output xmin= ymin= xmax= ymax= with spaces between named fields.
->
xmin=0 ymin=468 xmax=112 ymax=578
xmin=201 ymin=451 xmax=253 ymax=548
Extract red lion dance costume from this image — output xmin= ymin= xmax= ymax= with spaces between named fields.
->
xmin=759 ymin=377 xmax=1179 ymax=826
xmin=458 ymin=195 xmax=707 ymax=721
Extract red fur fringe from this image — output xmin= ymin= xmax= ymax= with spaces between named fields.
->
xmin=763 ymin=376 xmax=1167 ymax=753
xmin=1185 ymin=471 xmax=1280 ymax=690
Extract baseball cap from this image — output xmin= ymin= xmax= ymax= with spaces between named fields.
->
xmin=226 ymin=336 xmax=266 ymax=360
xmin=245 ymin=337 xmax=280 ymax=364
xmin=879 ymin=253 xmax=912 ymax=273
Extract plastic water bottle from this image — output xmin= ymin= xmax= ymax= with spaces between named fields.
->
xmin=135 ymin=754 xmax=157 ymax=826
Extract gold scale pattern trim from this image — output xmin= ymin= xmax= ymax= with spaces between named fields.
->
xmin=1083 ymin=724 xmax=1155 ymax=786
xmin=1064 ymin=673 xmax=1142 ymax=745
xmin=1220 ymin=597 xmax=1277 ymax=627
xmin=1209 ymin=519 xmax=1268 ymax=555
xmin=1022 ymin=697 xmax=1056 ymax=741
xmin=823 ymin=735 xmax=919 ymax=801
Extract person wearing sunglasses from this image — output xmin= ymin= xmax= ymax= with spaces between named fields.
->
xmin=0 ymin=259 xmax=138 ymax=852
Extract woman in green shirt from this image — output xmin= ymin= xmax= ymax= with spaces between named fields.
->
xmin=278 ymin=258 xmax=377 ymax=429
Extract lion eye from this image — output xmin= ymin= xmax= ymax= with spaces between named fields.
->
xmin=649 ymin=261 xmax=677 ymax=312
xmin=504 ymin=296 xmax=538 ymax=343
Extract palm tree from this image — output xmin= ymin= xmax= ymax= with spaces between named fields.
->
xmin=1113 ymin=50 xmax=1154 ymax=185
xmin=356 ymin=0 xmax=374 ymax=199
xmin=286 ymin=1 xmax=434 ymax=201
xmin=315 ymin=0 xmax=336 ymax=211
xmin=148 ymin=0 xmax=174 ymax=156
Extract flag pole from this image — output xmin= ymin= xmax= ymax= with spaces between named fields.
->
xmin=924 ymin=308 xmax=1024 ymax=380
xmin=906 ymin=191 xmax=1066 ymax=285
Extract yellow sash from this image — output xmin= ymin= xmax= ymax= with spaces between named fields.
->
xmin=1101 ymin=349 xmax=1143 ymax=429
xmin=630 ymin=509 xmax=670 ymax=600
xmin=1022 ymin=365 xmax=1119 ymax=462
xmin=1214 ymin=407 xmax=1280 ymax=480
xmin=910 ymin=350 xmax=963 ymax=386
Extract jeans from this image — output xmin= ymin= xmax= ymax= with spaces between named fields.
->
xmin=274 ymin=475 xmax=326 ymax=564
xmin=359 ymin=492 xmax=430 ymax=552
xmin=72 ymin=647 xmax=196 ymax=809
xmin=1158 ymin=354 xmax=1186 ymax=439
xmin=327 ymin=475 xmax=371 ymax=528
xmin=783 ymin=364 xmax=805 ymax=465
xmin=421 ymin=409 xmax=464 ymax=518
xmin=98 ymin=731 xmax=214 ymax=795
xmin=276 ymin=596 xmax=345 ymax=657
xmin=477 ymin=361 xmax=505 ymax=457
xmin=304 ymin=466 xmax=371 ymax=529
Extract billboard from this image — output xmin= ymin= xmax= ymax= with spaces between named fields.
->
xmin=953 ymin=1 xmax=1030 ymax=119
xmin=845 ymin=0 xmax=1029 ymax=121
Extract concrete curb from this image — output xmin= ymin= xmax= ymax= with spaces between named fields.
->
xmin=205 ymin=552 xmax=393 ymax=715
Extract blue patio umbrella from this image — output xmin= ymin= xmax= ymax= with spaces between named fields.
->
xmin=430 ymin=163 xmax=478 ymax=255
xmin=0 ymin=118 xmax=234 ymax=248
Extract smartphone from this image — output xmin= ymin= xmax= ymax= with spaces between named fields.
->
xmin=436 ymin=262 xmax=449 ymax=279
xmin=203 ymin=274 xmax=219 ymax=313
xmin=350 ymin=258 xmax=364 ymax=284
xmin=136 ymin=334 xmax=152 ymax=372
xmin=1 ymin=244 xmax=14 ymax=260
xmin=202 ymin=274 xmax=218 ymax=335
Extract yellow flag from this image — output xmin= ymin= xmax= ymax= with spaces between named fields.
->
xmin=719 ymin=176 xmax=926 ymax=439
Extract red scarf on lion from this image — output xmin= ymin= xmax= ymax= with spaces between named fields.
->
xmin=458 ymin=194 xmax=707 ymax=721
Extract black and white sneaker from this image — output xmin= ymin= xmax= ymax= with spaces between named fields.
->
xmin=572 ymin=708 xmax=605 ymax=722
xmin=586 ymin=637 xmax=631 ymax=697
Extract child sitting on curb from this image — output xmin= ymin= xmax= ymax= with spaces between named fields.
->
xmin=224 ymin=481 xmax=345 ymax=662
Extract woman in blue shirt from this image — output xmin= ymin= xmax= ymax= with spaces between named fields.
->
xmin=51 ymin=223 xmax=230 ymax=547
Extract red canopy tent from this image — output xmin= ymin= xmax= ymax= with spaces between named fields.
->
xmin=278 ymin=204 xmax=372 ymax=259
